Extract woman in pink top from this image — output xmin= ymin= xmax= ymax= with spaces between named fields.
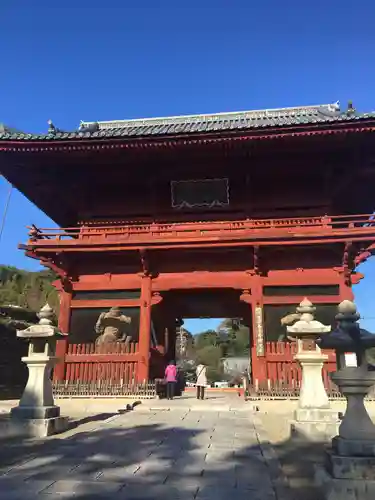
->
xmin=165 ymin=360 xmax=177 ymax=400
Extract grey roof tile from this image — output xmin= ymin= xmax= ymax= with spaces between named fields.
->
xmin=1 ymin=102 xmax=375 ymax=142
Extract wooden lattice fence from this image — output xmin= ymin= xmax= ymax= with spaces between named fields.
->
xmin=252 ymin=341 xmax=337 ymax=392
xmin=64 ymin=342 xmax=140 ymax=384
xmin=53 ymin=380 xmax=156 ymax=399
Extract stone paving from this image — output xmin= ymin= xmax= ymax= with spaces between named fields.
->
xmin=0 ymin=405 xmax=291 ymax=499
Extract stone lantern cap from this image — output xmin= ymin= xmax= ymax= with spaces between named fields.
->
xmin=16 ymin=303 xmax=67 ymax=339
xmin=287 ymin=298 xmax=331 ymax=335
xmin=316 ymin=300 xmax=375 ymax=352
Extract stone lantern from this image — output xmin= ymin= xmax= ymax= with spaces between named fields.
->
xmin=315 ymin=300 xmax=375 ymax=500
xmin=287 ymin=298 xmax=339 ymax=440
xmin=10 ymin=304 xmax=69 ymax=437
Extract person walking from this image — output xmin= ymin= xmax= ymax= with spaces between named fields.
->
xmin=164 ymin=360 xmax=177 ymax=400
xmin=196 ymin=363 xmax=207 ymax=400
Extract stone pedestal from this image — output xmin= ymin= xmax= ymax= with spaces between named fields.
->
xmin=332 ymin=369 xmax=375 ymax=441
xmin=291 ymin=351 xmax=339 ymax=441
xmin=9 ymin=304 xmax=69 ymax=438
xmin=296 ymin=351 xmax=330 ymax=409
xmin=314 ymin=300 xmax=375 ymax=499
xmin=291 ymin=408 xmax=340 ymax=442
xmin=315 ymin=367 xmax=375 ymax=499
xmin=316 ymin=437 xmax=375 ymax=499
xmin=286 ymin=299 xmax=337 ymax=441
xmin=10 ymin=355 xmax=68 ymax=437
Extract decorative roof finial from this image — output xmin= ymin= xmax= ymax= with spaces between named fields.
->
xmin=347 ymin=101 xmax=356 ymax=115
xmin=336 ymin=299 xmax=360 ymax=323
xmin=327 ymin=101 xmax=340 ymax=114
xmin=47 ymin=119 xmax=56 ymax=135
xmin=296 ymin=297 xmax=316 ymax=315
xmin=37 ymin=303 xmax=54 ymax=326
xmin=79 ymin=121 xmax=99 ymax=133
xmin=286 ymin=298 xmax=331 ymax=336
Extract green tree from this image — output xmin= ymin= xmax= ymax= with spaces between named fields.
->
xmin=184 ymin=319 xmax=251 ymax=384
xmin=195 ymin=344 xmax=223 ymax=383
xmin=194 ymin=329 xmax=219 ymax=350
xmin=0 ymin=265 xmax=59 ymax=334
xmin=217 ymin=319 xmax=250 ymax=357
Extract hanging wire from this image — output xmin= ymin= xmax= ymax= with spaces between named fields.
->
xmin=0 ymin=177 xmax=13 ymax=243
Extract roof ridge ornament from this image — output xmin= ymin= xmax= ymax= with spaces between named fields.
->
xmin=346 ymin=100 xmax=356 ymax=115
xmin=327 ymin=101 xmax=340 ymax=113
xmin=47 ymin=119 xmax=57 ymax=135
xmin=79 ymin=120 xmax=99 ymax=133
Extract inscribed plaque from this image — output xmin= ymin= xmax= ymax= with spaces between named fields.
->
xmin=254 ymin=305 xmax=265 ymax=356
xmin=171 ymin=178 xmax=229 ymax=209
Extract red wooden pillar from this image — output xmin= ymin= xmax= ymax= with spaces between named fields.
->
xmin=250 ymin=276 xmax=267 ymax=387
xmin=138 ymin=274 xmax=152 ymax=382
xmin=54 ymin=287 xmax=71 ymax=381
xmin=334 ymin=266 xmax=355 ymax=301
xmin=240 ymin=280 xmax=265 ymax=388
xmin=339 ymin=277 xmax=355 ymax=301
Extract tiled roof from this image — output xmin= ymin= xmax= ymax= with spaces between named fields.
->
xmin=1 ymin=102 xmax=375 ymax=142
xmin=0 ymin=123 xmax=24 ymax=135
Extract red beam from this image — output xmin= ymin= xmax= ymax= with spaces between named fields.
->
xmin=263 ymin=295 xmax=340 ymax=305
xmin=71 ymin=298 xmax=141 ymax=308
xmin=66 ymin=270 xmax=343 ymax=293
xmin=65 ymin=354 xmax=140 ymax=363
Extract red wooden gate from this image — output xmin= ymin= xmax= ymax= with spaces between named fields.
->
xmin=252 ymin=342 xmax=337 ymax=392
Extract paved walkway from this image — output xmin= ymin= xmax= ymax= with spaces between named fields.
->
xmin=0 ymin=404 xmax=291 ymax=499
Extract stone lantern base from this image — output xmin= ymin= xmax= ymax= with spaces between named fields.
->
xmin=290 ymin=351 xmax=340 ymax=441
xmin=9 ymin=355 xmax=69 ymax=438
xmin=291 ymin=408 xmax=340 ymax=442
xmin=315 ymin=366 xmax=375 ymax=499
xmin=8 ymin=414 xmax=69 ymax=439
xmin=316 ymin=437 xmax=375 ymax=500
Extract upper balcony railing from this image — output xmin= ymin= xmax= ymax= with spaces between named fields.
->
xmin=25 ymin=214 xmax=375 ymax=248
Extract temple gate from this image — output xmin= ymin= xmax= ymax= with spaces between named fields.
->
xmin=1 ymin=101 xmax=375 ymax=395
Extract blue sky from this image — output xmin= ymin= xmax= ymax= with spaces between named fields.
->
xmin=1 ymin=1 xmax=375 ymax=333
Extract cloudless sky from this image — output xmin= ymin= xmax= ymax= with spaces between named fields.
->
xmin=1 ymin=1 xmax=375 ymax=333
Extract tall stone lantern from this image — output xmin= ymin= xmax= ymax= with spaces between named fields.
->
xmin=287 ymin=298 xmax=339 ymax=440
xmin=315 ymin=300 xmax=375 ymax=500
xmin=10 ymin=304 xmax=69 ymax=437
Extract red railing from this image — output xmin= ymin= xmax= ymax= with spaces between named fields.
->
xmin=61 ymin=340 xmax=337 ymax=391
xmin=26 ymin=213 xmax=375 ymax=246
xmin=253 ymin=341 xmax=337 ymax=392
xmin=64 ymin=342 xmax=139 ymax=384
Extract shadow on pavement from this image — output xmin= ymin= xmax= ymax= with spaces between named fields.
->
xmin=271 ymin=429 xmax=327 ymax=500
xmin=69 ymin=413 xmax=118 ymax=428
xmin=0 ymin=410 xmax=327 ymax=500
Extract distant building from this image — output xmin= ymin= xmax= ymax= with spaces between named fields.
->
xmin=222 ymin=356 xmax=250 ymax=376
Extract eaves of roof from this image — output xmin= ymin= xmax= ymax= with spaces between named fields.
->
xmin=1 ymin=103 xmax=375 ymax=143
